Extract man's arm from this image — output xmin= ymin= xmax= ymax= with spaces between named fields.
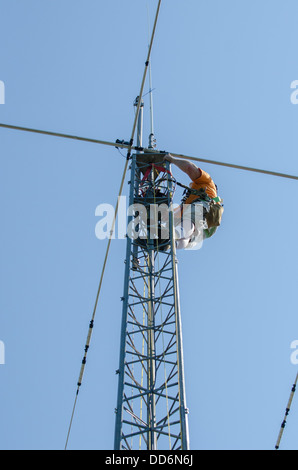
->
xmin=164 ymin=154 xmax=202 ymax=181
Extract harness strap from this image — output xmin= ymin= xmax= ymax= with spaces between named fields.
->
xmin=141 ymin=163 xmax=172 ymax=182
xmin=177 ymin=181 xmax=223 ymax=205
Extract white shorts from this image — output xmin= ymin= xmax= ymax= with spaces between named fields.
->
xmin=174 ymin=203 xmax=207 ymax=250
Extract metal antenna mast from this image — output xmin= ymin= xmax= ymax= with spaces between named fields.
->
xmin=147 ymin=9 xmax=156 ymax=151
xmin=114 ymin=99 xmax=190 ymax=450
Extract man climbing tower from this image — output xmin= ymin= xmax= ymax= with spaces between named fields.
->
xmin=163 ymin=154 xmax=224 ymax=250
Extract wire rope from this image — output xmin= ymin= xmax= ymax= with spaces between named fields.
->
xmin=64 ymin=0 xmax=163 ymax=449
xmin=0 ymin=122 xmax=122 ymax=148
xmin=275 ymin=371 xmax=298 ymax=450
xmin=64 ymin=159 xmax=129 ymax=450
xmin=1 ymin=122 xmax=298 ymax=181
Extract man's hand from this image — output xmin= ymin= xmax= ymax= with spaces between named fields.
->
xmin=163 ymin=153 xmax=174 ymax=164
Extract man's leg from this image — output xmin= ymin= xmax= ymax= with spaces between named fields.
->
xmin=174 ymin=218 xmax=195 ymax=250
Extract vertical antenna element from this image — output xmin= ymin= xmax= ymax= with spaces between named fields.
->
xmin=148 ymin=64 xmax=156 ymax=149
xmin=147 ymin=5 xmax=156 ymax=150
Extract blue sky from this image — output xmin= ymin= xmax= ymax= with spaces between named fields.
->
xmin=1 ymin=0 xmax=298 ymax=450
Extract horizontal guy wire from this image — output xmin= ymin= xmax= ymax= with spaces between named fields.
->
xmin=0 ymin=122 xmax=298 ymax=181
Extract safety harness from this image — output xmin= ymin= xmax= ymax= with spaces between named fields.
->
xmin=176 ymin=182 xmax=224 ymax=238
xmin=140 ymin=165 xmax=224 ymax=239
xmin=177 ymin=181 xmax=222 ymax=205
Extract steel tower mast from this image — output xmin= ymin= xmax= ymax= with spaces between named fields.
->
xmin=114 ymin=99 xmax=190 ymax=450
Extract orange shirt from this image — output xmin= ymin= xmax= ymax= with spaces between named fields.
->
xmin=184 ymin=169 xmax=217 ymax=205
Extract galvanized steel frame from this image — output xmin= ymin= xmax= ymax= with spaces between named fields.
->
xmin=114 ymin=153 xmax=190 ymax=450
